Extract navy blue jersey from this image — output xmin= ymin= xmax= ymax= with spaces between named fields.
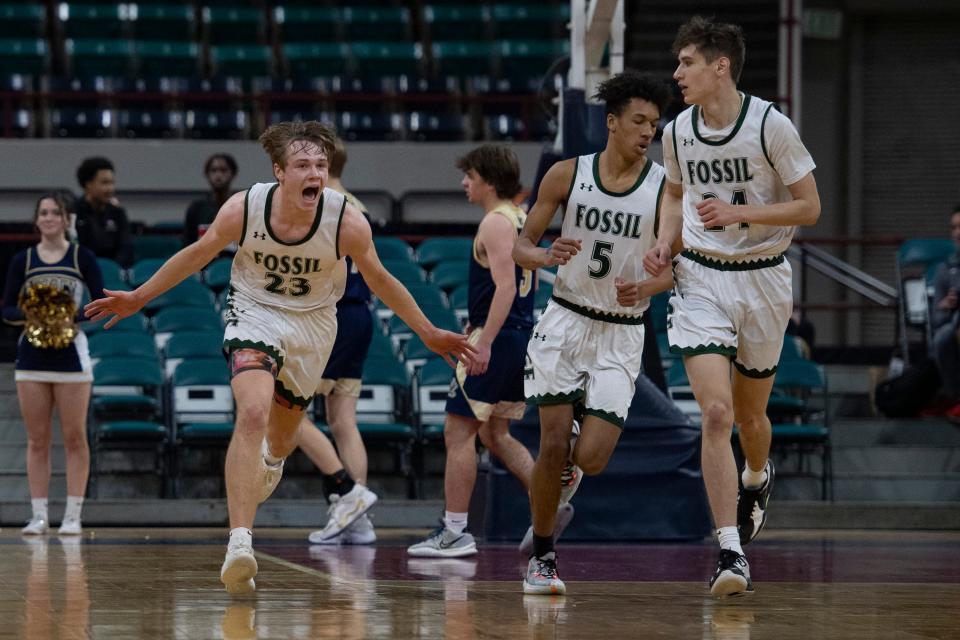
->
xmin=2 ymin=243 xmax=104 ymax=375
xmin=467 ymin=204 xmax=535 ymax=330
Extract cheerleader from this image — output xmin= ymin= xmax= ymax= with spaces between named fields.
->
xmin=2 ymin=194 xmax=104 ymax=535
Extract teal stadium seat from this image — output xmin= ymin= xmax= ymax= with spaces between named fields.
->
xmin=88 ymin=331 xmax=159 ymax=365
xmin=130 ymin=4 xmax=196 ymax=41
xmin=0 ymin=39 xmax=48 ymax=75
xmin=202 ymin=7 xmax=265 ymax=45
xmin=358 ymin=354 xmax=416 ymax=495
xmin=381 ymin=260 xmax=427 ymax=286
xmin=402 ymin=335 xmax=435 ymax=376
xmin=95 ymin=257 xmax=126 ymax=289
xmin=490 ymin=4 xmax=571 ymax=39
xmin=373 ymin=237 xmax=414 ymax=261
xmin=153 ymin=305 xmax=223 ymax=349
xmin=163 ymin=330 xmax=224 ymax=377
xmin=416 ymin=357 xmax=453 ymax=435
xmin=497 ymin=39 xmax=570 ymax=79
xmin=65 ymin=39 xmax=133 ymax=77
xmin=351 ymin=41 xmax=423 ymax=77
xmin=274 ymin=6 xmax=341 ymax=42
xmin=210 ymin=45 xmax=274 ymax=79
xmin=416 ymin=237 xmax=473 ymax=268
xmin=430 ymin=260 xmax=469 ymax=292
xmin=58 ymin=3 xmax=125 ymax=39
xmin=133 ymin=235 xmax=182 ymax=260
xmin=423 ymin=5 xmax=488 ymax=40
xmin=0 ymin=5 xmax=45 ymax=38
xmin=203 ymin=257 xmax=232 ymax=291
xmin=283 ymin=43 xmax=349 ymax=78
xmin=129 ymin=257 xmax=200 ymax=288
xmin=83 ymin=311 xmax=150 ymax=336
xmin=144 ymin=279 xmax=216 ymax=315
xmin=431 ymin=41 xmax=496 ymax=76
xmin=343 ymin=6 xmax=411 ymax=41
xmin=136 ymin=41 xmax=200 ymax=77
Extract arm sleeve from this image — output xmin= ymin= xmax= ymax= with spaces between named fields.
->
xmin=661 ymin=122 xmax=683 ymax=185
xmin=2 ymin=251 xmax=27 ymax=325
xmin=77 ymin=246 xmax=105 ymax=322
xmin=762 ymin=108 xmax=817 ymax=186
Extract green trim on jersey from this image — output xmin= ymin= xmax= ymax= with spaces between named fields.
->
xmin=681 ymin=249 xmax=785 ymax=271
xmin=551 ymin=295 xmax=644 ymax=325
xmin=264 ymin=183 xmax=325 ymax=247
xmin=334 ymin=194 xmax=347 ymax=260
xmin=669 ymin=343 xmax=737 ymax=357
xmin=584 ymin=407 xmax=625 ymax=429
xmin=222 ymin=337 xmax=285 ymax=370
xmin=654 ymin=177 xmax=666 ymax=239
xmin=670 ymin=122 xmax=679 ymax=180
xmin=526 ymin=390 xmax=585 ymax=406
xmin=592 ymin=153 xmax=652 ymax=197
xmin=760 ymin=103 xmax=777 ymax=169
xmin=274 ymin=378 xmax=312 ymax=408
xmin=733 ymin=360 xmax=778 ymax=379
xmin=239 ymin=189 xmax=249 ymax=247
xmin=692 ymin=94 xmax=752 ymax=146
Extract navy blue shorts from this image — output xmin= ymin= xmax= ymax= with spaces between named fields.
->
xmin=446 ymin=326 xmax=531 ymax=421
xmin=321 ymin=301 xmax=374 ymax=381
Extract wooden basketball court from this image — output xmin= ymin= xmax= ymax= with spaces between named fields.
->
xmin=2 ymin=528 xmax=957 ymax=639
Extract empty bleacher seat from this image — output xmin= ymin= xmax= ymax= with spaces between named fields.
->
xmin=497 ymin=39 xmax=570 ymax=79
xmin=374 ymin=237 xmax=415 ymax=262
xmin=283 ymin=43 xmax=349 ymax=78
xmin=274 ymin=6 xmax=341 ymax=42
xmin=144 ymin=279 xmax=216 ymax=315
xmin=0 ymin=5 xmax=46 ymax=38
xmin=136 ymin=40 xmax=200 ymax=77
xmin=153 ymin=305 xmax=224 ymax=348
xmin=351 ymin=41 xmax=423 ymax=77
xmin=49 ymin=107 xmax=113 ymax=138
xmin=416 ymin=237 xmax=473 ymax=268
xmin=210 ymin=45 xmax=274 ymax=79
xmin=184 ymin=109 xmax=247 ymax=140
xmin=423 ymin=5 xmax=488 ymax=40
xmin=65 ymin=39 xmax=134 ymax=77
xmin=416 ymin=357 xmax=453 ymax=431
xmin=490 ymin=4 xmax=571 ymax=39
xmin=118 ymin=109 xmax=182 ymax=139
xmin=83 ymin=311 xmax=150 ymax=336
xmin=0 ymin=39 xmax=48 ymax=75
xmin=203 ymin=257 xmax=233 ymax=291
xmin=129 ymin=4 xmax=196 ymax=41
xmin=430 ymin=260 xmax=469 ymax=292
xmin=88 ymin=331 xmax=159 ymax=365
xmin=431 ymin=41 xmax=496 ymax=76
xmin=58 ymin=3 xmax=126 ymax=39
xmin=405 ymin=111 xmax=465 ymax=142
xmin=202 ymin=6 xmax=266 ymax=45
xmin=133 ymin=235 xmax=182 ymax=260
xmin=343 ymin=6 xmax=411 ymax=41
xmin=164 ymin=330 xmax=225 ymax=377
xmin=402 ymin=335 xmax=435 ymax=376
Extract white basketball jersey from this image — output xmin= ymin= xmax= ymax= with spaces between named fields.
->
xmin=230 ymin=182 xmax=347 ymax=311
xmin=553 ymin=153 xmax=664 ymax=318
xmin=665 ymin=94 xmax=815 ymax=259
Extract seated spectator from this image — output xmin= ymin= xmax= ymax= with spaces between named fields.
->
xmin=184 ymin=153 xmax=238 ymax=247
xmin=73 ymin=157 xmax=134 ymax=267
xmin=931 ymin=204 xmax=960 ymax=417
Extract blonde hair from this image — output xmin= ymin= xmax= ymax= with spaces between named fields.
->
xmin=258 ymin=121 xmax=337 ymax=169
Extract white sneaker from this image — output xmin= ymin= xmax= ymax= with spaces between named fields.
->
xmin=307 ymin=485 xmax=378 ymax=543
xmin=257 ymin=439 xmax=284 ymax=504
xmin=342 ymin=514 xmax=377 ymax=545
xmin=57 ymin=517 xmax=82 ymax=536
xmin=221 ymin=534 xmax=258 ymax=595
xmin=22 ymin=516 xmax=49 ymax=536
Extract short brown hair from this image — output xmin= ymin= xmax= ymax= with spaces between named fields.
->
xmin=329 ymin=136 xmax=348 ymax=178
xmin=258 ymin=121 xmax=337 ymax=169
xmin=673 ymin=15 xmax=746 ymax=84
xmin=455 ymin=144 xmax=521 ymax=200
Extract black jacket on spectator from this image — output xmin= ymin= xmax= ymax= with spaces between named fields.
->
xmin=183 ymin=194 xmax=221 ymax=246
xmin=74 ymin=198 xmax=133 ymax=267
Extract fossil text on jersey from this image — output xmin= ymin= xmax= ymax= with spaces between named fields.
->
xmin=685 ymin=157 xmax=754 ymax=186
xmin=253 ymin=251 xmax=323 ymax=275
xmin=573 ymin=204 xmax=644 ymax=239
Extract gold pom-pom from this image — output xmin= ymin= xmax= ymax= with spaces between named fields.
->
xmin=19 ymin=283 xmax=78 ymax=349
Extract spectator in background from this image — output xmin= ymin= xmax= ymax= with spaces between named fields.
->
xmin=184 ymin=153 xmax=238 ymax=248
xmin=73 ymin=157 xmax=133 ymax=267
xmin=931 ymin=205 xmax=960 ymax=417
xmin=2 ymin=194 xmax=104 ymax=536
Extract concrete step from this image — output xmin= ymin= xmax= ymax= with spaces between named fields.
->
xmin=832 ymin=445 xmax=960 ymax=473
xmin=830 ymin=418 xmax=960 ymax=446
xmin=832 ymin=472 xmax=960 ymax=502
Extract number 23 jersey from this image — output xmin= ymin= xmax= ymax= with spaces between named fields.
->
xmin=230 ymin=182 xmax=347 ymax=311
xmin=553 ymin=153 xmax=664 ymax=318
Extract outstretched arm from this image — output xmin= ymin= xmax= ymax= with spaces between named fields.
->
xmin=84 ymin=191 xmax=245 ymax=328
xmin=512 ymin=159 xmax=582 ymax=270
xmin=340 ymin=205 xmax=475 ymax=367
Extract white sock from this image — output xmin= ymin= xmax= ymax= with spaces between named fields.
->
xmin=64 ymin=496 xmax=84 ymax=522
xmin=262 ymin=439 xmax=283 ymax=467
xmin=31 ymin=498 xmax=49 ymax=521
xmin=741 ymin=463 xmax=768 ymax=489
xmin=717 ymin=526 xmax=743 ymax=555
xmin=230 ymin=527 xmax=253 ymax=546
xmin=443 ymin=511 xmax=468 ymax=535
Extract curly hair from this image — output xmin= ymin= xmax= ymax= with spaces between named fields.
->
xmin=75 ymin=156 xmax=114 ymax=189
xmin=258 ymin=121 xmax=337 ymax=169
xmin=455 ymin=144 xmax=522 ymax=200
xmin=593 ymin=71 xmax=672 ymax=118
xmin=672 ymin=15 xmax=746 ymax=83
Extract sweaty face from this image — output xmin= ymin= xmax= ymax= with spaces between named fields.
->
xmin=461 ymin=169 xmax=492 ymax=204
xmin=673 ymin=44 xmax=722 ymax=105
xmin=206 ymin=158 xmax=234 ymax=191
xmin=951 ymin=212 xmax=960 ymax=247
xmin=85 ymin=169 xmax=115 ymax=206
xmin=609 ymin=98 xmax=660 ymax=162
xmin=35 ymin=198 xmax=67 ymax=237
xmin=277 ymin=142 xmax=329 ymax=208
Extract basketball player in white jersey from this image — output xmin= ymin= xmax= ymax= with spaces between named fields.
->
xmin=513 ymin=72 xmax=674 ymax=595
xmin=85 ymin=121 xmax=474 ymax=594
xmin=644 ymin=16 xmax=821 ymax=597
